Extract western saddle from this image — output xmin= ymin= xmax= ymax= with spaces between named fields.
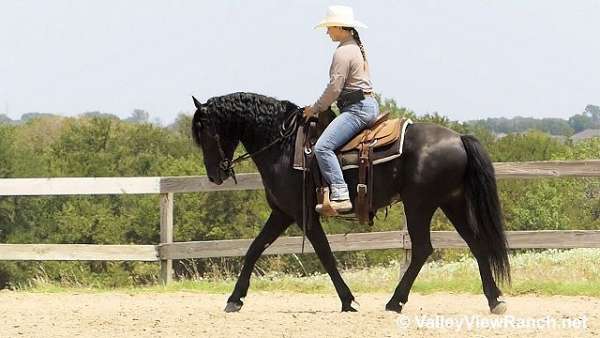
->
xmin=294 ymin=111 xmax=412 ymax=225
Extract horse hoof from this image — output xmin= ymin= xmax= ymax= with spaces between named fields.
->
xmin=224 ymin=301 xmax=243 ymax=313
xmin=385 ymin=303 xmax=403 ymax=313
xmin=490 ymin=301 xmax=507 ymax=315
xmin=341 ymin=304 xmax=358 ymax=312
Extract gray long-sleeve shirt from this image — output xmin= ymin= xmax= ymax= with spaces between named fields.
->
xmin=312 ymin=36 xmax=373 ymax=113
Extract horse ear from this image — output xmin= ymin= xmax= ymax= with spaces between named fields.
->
xmin=192 ymin=96 xmax=203 ymax=109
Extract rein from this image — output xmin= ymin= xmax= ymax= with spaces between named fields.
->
xmin=218 ymin=107 xmax=304 ymax=184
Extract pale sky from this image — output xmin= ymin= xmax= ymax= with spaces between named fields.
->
xmin=1 ymin=0 xmax=599 ymax=123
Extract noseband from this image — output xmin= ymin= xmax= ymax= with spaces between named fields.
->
xmin=212 ymin=131 xmax=238 ymax=184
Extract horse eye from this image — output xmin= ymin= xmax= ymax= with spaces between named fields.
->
xmin=196 ymin=118 xmax=211 ymax=129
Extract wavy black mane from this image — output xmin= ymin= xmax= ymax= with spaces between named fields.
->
xmin=204 ymin=92 xmax=298 ymax=140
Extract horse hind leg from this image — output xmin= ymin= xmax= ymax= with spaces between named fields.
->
xmin=441 ymin=195 xmax=506 ymax=314
xmin=385 ymin=202 xmax=437 ymax=313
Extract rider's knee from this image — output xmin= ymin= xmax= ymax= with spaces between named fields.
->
xmin=313 ymin=140 xmax=332 ymax=155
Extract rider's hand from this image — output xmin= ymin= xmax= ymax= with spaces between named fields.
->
xmin=303 ymin=105 xmax=316 ymax=120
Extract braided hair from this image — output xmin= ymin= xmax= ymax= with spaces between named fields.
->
xmin=343 ymin=27 xmax=368 ymax=69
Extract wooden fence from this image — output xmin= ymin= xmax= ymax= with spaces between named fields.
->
xmin=0 ymin=160 xmax=599 ymax=285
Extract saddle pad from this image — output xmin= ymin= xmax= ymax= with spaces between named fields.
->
xmin=340 ymin=118 xmax=402 ymax=152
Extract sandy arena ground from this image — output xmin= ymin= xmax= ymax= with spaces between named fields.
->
xmin=0 ymin=291 xmax=598 ymax=338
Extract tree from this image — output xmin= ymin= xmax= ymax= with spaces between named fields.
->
xmin=489 ymin=130 xmax=569 ymax=162
xmin=569 ymin=114 xmax=592 ymax=133
xmin=125 ymin=109 xmax=150 ymax=123
xmin=467 ymin=116 xmax=574 ymax=136
xmin=569 ymin=104 xmax=600 ymax=132
xmin=80 ymin=111 xmax=119 ymax=120
xmin=374 ymin=94 xmax=416 ymax=119
xmin=0 ymin=114 xmax=13 ymax=124
xmin=583 ymin=104 xmax=600 ymax=126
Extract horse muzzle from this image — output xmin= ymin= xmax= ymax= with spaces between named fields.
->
xmin=208 ymin=175 xmax=224 ymax=185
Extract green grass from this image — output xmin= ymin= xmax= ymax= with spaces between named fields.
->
xmin=16 ymin=249 xmax=600 ymax=297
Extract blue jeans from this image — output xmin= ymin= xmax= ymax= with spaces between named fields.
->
xmin=314 ymin=95 xmax=380 ymax=200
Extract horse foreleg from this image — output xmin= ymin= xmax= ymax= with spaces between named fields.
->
xmin=385 ymin=203 xmax=436 ymax=313
xmin=224 ymin=210 xmax=293 ymax=312
xmin=305 ymin=220 xmax=357 ymax=312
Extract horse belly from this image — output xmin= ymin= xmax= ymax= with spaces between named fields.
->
xmin=343 ymin=156 xmax=405 ymax=210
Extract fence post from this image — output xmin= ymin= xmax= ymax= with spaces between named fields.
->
xmin=160 ymin=192 xmax=174 ymax=285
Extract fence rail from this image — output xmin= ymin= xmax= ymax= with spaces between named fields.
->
xmin=0 ymin=160 xmax=598 ymax=197
xmin=0 ymin=160 xmax=599 ymax=284
xmin=157 ymin=230 xmax=600 ymax=260
xmin=2 ymin=230 xmax=598 ymax=262
xmin=0 ymin=244 xmax=157 ymax=261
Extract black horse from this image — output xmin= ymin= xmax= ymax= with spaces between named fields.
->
xmin=191 ymin=92 xmax=510 ymax=314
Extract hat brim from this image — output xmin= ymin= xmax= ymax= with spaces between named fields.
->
xmin=314 ymin=20 xmax=368 ymax=29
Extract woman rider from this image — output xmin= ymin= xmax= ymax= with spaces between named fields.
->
xmin=304 ymin=5 xmax=380 ymax=213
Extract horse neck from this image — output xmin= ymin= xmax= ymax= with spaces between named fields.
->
xmin=236 ymin=110 xmax=292 ymax=179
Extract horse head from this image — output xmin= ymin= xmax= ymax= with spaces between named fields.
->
xmin=191 ymin=96 xmax=239 ymax=185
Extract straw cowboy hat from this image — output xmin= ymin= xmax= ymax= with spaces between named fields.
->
xmin=314 ymin=5 xmax=368 ymax=29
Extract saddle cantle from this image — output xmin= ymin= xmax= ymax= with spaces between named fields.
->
xmin=339 ymin=112 xmax=393 ymax=152
xmin=293 ymin=111 xmax=413 ymax=225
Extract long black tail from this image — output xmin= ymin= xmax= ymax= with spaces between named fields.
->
xmin=461 ymin=135 xmax=511 ymax=284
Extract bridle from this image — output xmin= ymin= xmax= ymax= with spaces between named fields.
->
xmin=199 ymin=107 xmax=304 ymax=184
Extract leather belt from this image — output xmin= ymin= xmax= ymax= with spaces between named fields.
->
xmin=337 ymin=89 xmax=373 ymax=111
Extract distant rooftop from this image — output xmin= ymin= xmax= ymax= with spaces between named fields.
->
xmin=571 ymin=129 xmax=600 ymax=141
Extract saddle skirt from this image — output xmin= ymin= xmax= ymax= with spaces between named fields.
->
xmin=293 ymin=115 xmax=413 ymax=171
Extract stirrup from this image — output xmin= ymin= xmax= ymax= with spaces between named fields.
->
xmin=315 ymin=200 xmax=353 ymax=214
xmin=315 ymin=187 xmax=338 ymax=216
